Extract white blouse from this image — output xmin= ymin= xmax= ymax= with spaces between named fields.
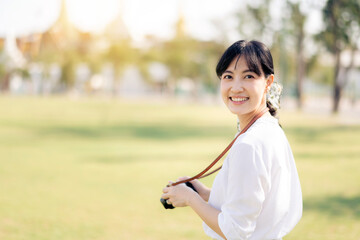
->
xmin=203 ymin=116 xmax=302 ymax=240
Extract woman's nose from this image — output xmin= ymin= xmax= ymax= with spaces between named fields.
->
xmin=231 ymin=78 xmax=244 ymax=92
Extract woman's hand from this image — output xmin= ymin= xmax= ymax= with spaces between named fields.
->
xmin=161 ymin=177 xmax=225 ymax=239
xmin=161 ymin=177 xmax=211 ymax=207
xmin=177 ymin=176 xmax=211 ymax=202
xmin=162 ymin=181 xmax=198 ymax=207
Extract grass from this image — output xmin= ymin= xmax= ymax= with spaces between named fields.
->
xmin=0 ymin=95 xmax=359 ymax=240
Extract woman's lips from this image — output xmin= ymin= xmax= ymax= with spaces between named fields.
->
xmin=230 ymin=97 xmax=249 ymax=103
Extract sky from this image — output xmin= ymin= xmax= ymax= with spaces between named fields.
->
xmin=0 ymin=0 xmax=323 ymax=43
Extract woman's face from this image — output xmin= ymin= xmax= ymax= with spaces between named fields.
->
xmin=220 ymin=55 xmax=273 ymax=119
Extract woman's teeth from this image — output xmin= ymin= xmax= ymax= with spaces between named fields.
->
xmin=231 ymin=97 xmax=249 ymax=102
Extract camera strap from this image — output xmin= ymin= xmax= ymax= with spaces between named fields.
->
xmin=170 ymin=107 xmax=269 ymax=187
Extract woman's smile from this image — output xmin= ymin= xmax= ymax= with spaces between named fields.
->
xmin=229 ymin=96 xmax=249 ymax=104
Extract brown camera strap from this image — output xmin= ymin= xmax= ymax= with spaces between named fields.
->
xmin=171 ymin=108 xmax=269 ymax=186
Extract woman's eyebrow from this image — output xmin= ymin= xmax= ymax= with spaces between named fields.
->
xmin=242 ymin=69 xmax=255 ymax=74
xmin=223 ymin=70 xmax=233 ymax=74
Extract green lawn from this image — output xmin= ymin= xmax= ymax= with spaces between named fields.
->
xmin=0 ymin=96 xmax=359 ymax=240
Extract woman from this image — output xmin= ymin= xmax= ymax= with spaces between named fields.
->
xmin=161 ymin=40 xmax=302 ymax=240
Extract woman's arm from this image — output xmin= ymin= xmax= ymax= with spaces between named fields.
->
xmin=188 ymin=193 xmax=227 ymax=239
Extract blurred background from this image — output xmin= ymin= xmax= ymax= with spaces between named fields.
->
xmin=0 ymin=0 xmax=359 ymax=113
xmin=0 ymin=0 xmax=359 ymax=239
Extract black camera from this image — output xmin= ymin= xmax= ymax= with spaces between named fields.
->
xmin=160 ymin=181 xmax=198 ymax=209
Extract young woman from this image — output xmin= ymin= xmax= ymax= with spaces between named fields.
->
xmin=161 ymin=40 xmax=302 ymax=240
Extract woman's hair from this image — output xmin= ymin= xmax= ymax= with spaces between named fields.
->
xmin=216 ymin=40 xmax=278 ymax=117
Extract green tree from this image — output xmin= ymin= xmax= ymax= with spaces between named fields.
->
xmin=236 ymin=0 xmax=275 ymax=43
xmin=236 ymin=0 xmax=296 ymax=98
xmin=287 ymin=1 xmax=306 ymax=109
xmin=236 ymin=0 xmax=316 ymax=110
xmin=316 ymin=0 xmax=360 ymax=113
xmin=104 ymin=39 xmax=138 ymax=77
xmin=142 ymin=13 xmax=225 ymax=97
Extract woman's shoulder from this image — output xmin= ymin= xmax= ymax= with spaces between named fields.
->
xmin=235 ymin=116 xmax=286 ymax=149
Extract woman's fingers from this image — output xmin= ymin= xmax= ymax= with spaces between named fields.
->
xmin=162 ymin=179 xmax=195 ymax=207
xmin=161 ymin=192 xmax=169 ymax=199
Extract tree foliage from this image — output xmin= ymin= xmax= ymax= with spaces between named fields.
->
xmin=316 ymin=0 xmax=360 ymax=113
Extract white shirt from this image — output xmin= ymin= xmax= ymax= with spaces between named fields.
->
xmin=203 ymin=116 xmax=302 ymax=240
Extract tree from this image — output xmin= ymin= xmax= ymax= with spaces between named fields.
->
xmin=236 ymin=0 xmax=313 ymax=110
xmin=287 ymin=1 xmax=306 ymax=109
xmin=316 ymin=0 xmax=360 ymax=113
xmin=104 ymin=39 xmax=138 ymax=77
xmin=236 ymin=0 xmax=276 ymax=45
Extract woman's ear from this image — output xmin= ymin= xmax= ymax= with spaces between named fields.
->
xmin=266 ymin=74 xmax=274 ymax=89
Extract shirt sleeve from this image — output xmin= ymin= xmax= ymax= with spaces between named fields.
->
xmin=218 ymin=142 xmax=270 ymax=239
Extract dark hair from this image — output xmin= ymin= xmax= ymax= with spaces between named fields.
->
xmin=216 ymin=40 xmax=278 ymax=117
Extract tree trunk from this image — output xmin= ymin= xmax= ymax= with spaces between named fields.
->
xmin=295 ymin=28 xmax=305 ymax=110
xmin=332 ymin=49 xmax=341 ymax=113
xmin=0 ymin=72 xmax=10 ymax=92
xmin=332 ymin=46 xmax=356 ymax=113
xmin=333 ymin=80 xmax=341 ymax=113
xmin=290 ymin=2 xmax=306 ymax=110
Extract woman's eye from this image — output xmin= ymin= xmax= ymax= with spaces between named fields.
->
xmin=222 ymin=75 xmax=232 ymax=80
xmin=244 ymin=75 xmax=254 ymax=79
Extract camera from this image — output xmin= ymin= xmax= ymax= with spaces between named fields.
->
xmin=160 ymin=181 xmax=198 ymax=209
